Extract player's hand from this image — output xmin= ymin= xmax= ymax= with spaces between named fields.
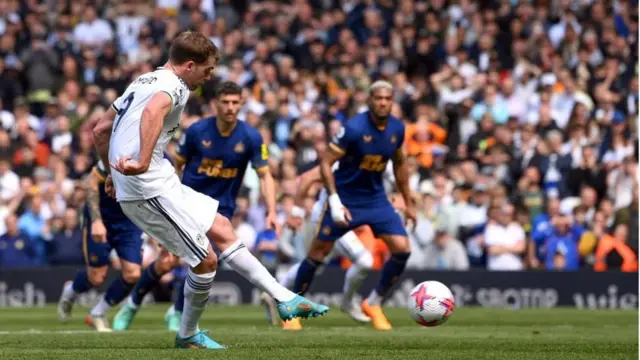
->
xmin=404 ymin=204 xmax=417 ymax=230
xmin=111 ymin=157 xmax=148 ymax=176
xmin=91 ymin=219 xmax=107 ymax=243
xmin=329 ymin=194 xmax=351 ymax=227
xmin=265 ymin=212 xmax=281 ymax=238
xmin=334 ymin=207 xmax=352 ymax=228
xmin=105 ymin=175 xmax=116 ymax=199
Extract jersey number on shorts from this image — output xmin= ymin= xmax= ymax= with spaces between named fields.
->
xmin=113 ymin=92 xmax=136 ymax=133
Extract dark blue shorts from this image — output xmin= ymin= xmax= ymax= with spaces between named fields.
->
xmin=316 ymin=200 xmax=407 ymax=242
xmin=83 ymin=221 xmax=143 ymax=268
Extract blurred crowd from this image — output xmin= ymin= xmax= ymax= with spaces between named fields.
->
xmin=0 ymin=0 xmax=637 ymax=273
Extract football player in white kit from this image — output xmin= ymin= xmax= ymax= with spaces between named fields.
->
xmin=92 ymin=31 xmax=328 ymax=349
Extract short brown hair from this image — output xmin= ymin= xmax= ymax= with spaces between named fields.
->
xmin=217 ymin=81 xmax=242 ymax=97
xmin=169 ymin=31 xmax=219 ymax=65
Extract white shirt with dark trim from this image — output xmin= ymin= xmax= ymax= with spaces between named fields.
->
xmin=109 ymin=68 xmax=189 ymax=201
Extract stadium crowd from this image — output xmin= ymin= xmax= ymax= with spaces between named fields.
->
xmin=0 ymin=0 xmax=637 ymax=273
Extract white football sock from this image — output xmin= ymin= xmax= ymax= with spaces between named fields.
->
xmin=61 ymin=282 xmax=77 ymax=302
xmin=343 ymin=252 xmax=373 ymax=305
xmin=90 ymin=298 xmax=112 ymax=316
xmin=221 ymin=240 xmax=296 ymax=302
xmin=127 ymin=296 xmax=139 ymax=309
xmin=178 ymin=269 xmax=215 ymax=339
xmin=367 ymin=290 xmax=384 ymax=307
xmin=279 ymin=261 xmax=301 ymax=289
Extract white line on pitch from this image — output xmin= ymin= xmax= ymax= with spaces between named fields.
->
xmin=0 ymin=329 xmax=171 ymax=335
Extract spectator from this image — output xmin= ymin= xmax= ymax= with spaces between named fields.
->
xmin=614 ymin=184 xmax=639 ymax=253
xmin=17 ymin=195 xmax=46 ymax=256
xmin=423 ymin=229 xmax=469 ymax=271
xmin=567 ymin=145 xmax=607 ymax=199
xmin=607 ymin=155 xmax=637 ymax=211
xmin=72 ymin=7 xmax=114 ymax=50
xmin=47 ymin=208 xmax=83 ymax=265
xmin=544 ymin=214 xmax=580 ymax=271
xmin=594 ymin=224 xmax=638 ymax=272
xmin=0 ymin=155 xmax=19 ymax=201
xmin=254 ymin=228 xmax=279 ymax=275
xmin=0 ymin=213 xmax=38 ymax=268
xmin=530 ymin=197 xmax=560 ymax=265
xmin=484 ymin=203 xmax=526 ymax=271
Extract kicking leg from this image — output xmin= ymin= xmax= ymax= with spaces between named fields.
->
xmin=87 ymin=260 xmax=141 ymax=332
xmin=208 ymin=215 xmax=329 ymax=321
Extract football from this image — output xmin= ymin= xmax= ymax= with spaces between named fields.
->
xmin=408 ymin=281 xmax=455 ymax=327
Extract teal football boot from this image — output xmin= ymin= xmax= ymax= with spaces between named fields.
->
xmin=112 ymin=303 xmax=138 ymax=331
xmin=277 ymin=295 xmax=329 ymax=321
xmin=175 ymin=330 xmax=225 ymax=349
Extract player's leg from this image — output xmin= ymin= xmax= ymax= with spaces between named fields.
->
xmin=362 ymin=207 xmax=411 ymax=330
xmin=291 ymin=209 xmax=344 ymax=297
xmin=178 ymin=244 xmax=219 ymax=346
xmin=113 ymin=248 xmax=180 ymax=331
xmin=333 ymin=229 xmax=373 ymax=323
xmin=85 ymin=230 xmax=142 ymax=331
xmin=57 ymin=227 xmax=110 ymax=322
xmin=167 ymin=273 xmax=186 ymax=331
xmin=85 ymin=258 xmax=140 ymax=331
xmin=207 ymin=213 xmax=329 ymax=320
xmin=120 ymin=196 xmax=223 ymax=349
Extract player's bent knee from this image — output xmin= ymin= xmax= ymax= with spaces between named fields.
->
xmin=194 ymin=252 xmax=218 ymax=274
xmin=384 ymin=235 xmax=411 ymax=253
xmin=355 ymin=251 xmax=374 ymax=270
xmin=156 ymin=252 xmax=178 ymax=274
xmin=308 ymin=241 xmax=334 ymax=261
xmin=122 ymin=266 xmax=142 ymax=284
xmin=207 ymin=215 xmax=236 ymax=251
xmin=87 ymin=267 xmax=107 ymax=287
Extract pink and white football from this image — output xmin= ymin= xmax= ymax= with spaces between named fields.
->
xmin=408 ymin=281 xmax=455 ymax=327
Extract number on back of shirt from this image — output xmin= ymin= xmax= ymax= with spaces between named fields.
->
xmin=113 ymin=92 xmax=135 ymax=133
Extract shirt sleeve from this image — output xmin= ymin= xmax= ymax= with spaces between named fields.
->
xmin=249 ymin=130 xmax=268 ymax=170
xmin=158 ymin=78 xmax=187 ymax=111
xmin=329 ymin=122 xmax=359 ymax=155
xmin=175 ymin=126 xmax=195 ymax=162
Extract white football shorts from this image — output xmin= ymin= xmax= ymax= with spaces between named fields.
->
xmin=120 ymin=183 xmax=218 ymax=267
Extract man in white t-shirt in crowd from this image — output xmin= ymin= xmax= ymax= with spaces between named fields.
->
xmin=484 ymin=203 xmax=526 ymax=271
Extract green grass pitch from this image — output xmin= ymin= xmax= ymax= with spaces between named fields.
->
xmin=0 ymin=305 xmax=636 ymax=360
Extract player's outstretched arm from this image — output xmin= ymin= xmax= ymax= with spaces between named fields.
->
xmin=392 ymin=146 xmax=416 ymax=227
xmin=93 ymin=107 xmax=118 ymax=175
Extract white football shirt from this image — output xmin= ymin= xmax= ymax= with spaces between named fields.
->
xmin=109 ymin=67 xmax=189 ymax=201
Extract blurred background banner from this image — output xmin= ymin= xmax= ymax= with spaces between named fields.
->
xmin=0 ymin=267 xmax=636 ymax=309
